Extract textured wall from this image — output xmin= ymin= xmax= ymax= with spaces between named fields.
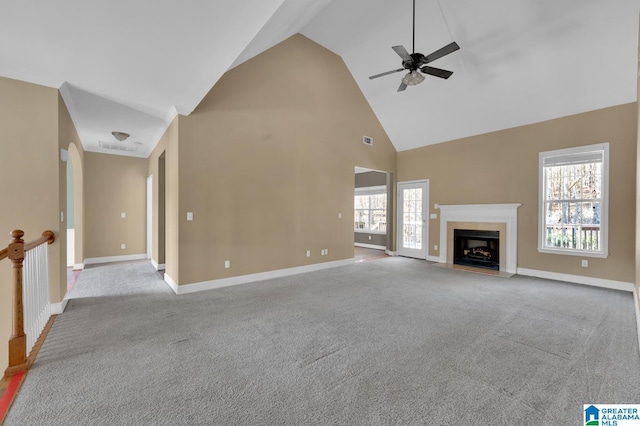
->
xmin=399 ymin=103 xmax=637 ymax=283
xmin=148 ymin=118 xmax=177 ymax=277
xmin=84 ymin=152 xmax=148 ymax=259
xmin=0 ymin=76 xmax=60 ymax=371
xmin=175 ymin=34 xmax=397 ymax=285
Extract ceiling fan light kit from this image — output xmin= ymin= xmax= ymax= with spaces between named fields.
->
xmin=402 ymin=70 xmax=425 ymax=86
xmin=369 ymin=0 xmax=459 ymax=92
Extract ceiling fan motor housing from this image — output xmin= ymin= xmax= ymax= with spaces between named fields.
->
xmin=403 ymin=53 xmax=426 ymax=70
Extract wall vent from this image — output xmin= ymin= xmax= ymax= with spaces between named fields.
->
xmin=363 ymin=136 xmax=373 ymax=146
xmin=99 ymin=141 xmax=138 ymax=153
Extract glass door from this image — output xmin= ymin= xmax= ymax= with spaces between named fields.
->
xmin=398 ymin=181 xmax=428 ymax=259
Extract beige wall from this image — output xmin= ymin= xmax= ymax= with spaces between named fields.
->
xmin=148 ymin=117 xmax=179 ymax=279
xmin=84 ymin=152 xmax=148 ymax=259
xmin=0 ymin=76 xmax=60 ymax=371
xmin=398 ymin=103 xmax=637 ymax=283
xmin=175 ymin=34 xmax=396 ymax=285
xmin=636 ymin=32 xmax=640 ymax=317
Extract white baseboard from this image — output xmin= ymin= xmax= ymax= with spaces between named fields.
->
xmin=427 ymin=255 xmax=441 ymax=262
xmin=73 ymin=263 xmax=84 ymax=270
xmin=166 ymin=259 xmax=354 ymax=295
xmin=385 ymin=250 xmax=398 ymax=256
xmin=355 ymin=243 xmax=386 ymax=250
xmin=151 ymin=259 xmax=166 ymax=271
xmin=51 ymin=298 xmax=69 ymax=314
xmin=516 ymin=267 xmax=634 ymax=293
xmin=84 ymin=253 xmax=147 ymax=266
xmin=164 ymin=272 xmax=179 ymax=294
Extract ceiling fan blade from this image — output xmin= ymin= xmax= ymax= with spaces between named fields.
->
xmin=392 ymin=45 xmax=412 ymax=62
xmin=421 ymin=66 xmax=453 ymax=79
xmin=423 ymin=41 xmax=460 ymax=64
xmin=397 ymin=82 xmax=407 ymax=92
xmin=369 ymin=68 xmax=405 ymax=80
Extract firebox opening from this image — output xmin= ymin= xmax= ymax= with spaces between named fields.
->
xmin=453 ymin=229 xmax=500 ymax=271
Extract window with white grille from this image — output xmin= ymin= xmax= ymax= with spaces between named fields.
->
xmin=355 ymin=186 xmax=387 ymax=234
xmin=538 ymin=143 xmax=609 ymax=257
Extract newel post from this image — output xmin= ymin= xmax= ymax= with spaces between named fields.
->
xmin=7 ymin=229 xmax=26 ymax=371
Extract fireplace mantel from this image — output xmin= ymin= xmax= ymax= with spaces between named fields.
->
xmin=435 ymin=204 xmax=521 ymax=274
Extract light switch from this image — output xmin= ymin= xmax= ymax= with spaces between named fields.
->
xmin=121 ymin=212 xmax=126 ymax=218
xmin=187 ymin=212 xmax=193 ymax=221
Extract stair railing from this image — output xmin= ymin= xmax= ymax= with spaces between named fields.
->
xmin=0 ymin=229 xmax=55 ymax=377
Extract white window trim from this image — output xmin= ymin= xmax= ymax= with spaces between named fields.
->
xmin=355 ymin=185 xmax=387 ymax=234
xmin=538 ymin=143 xmax=609 ymax=258
xmin=354 ymin=230 xmax=387 ymax=235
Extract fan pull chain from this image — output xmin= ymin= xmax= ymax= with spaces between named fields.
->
xmin=436 ymin=0 xmax=455 ymax=42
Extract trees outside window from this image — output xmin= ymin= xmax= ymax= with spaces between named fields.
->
xmin=355 ymin=186 xmax=387 ymax=233
xmin=539 ymin=143 xmax=609 ymax=257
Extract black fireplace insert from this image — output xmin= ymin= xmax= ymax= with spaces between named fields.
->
xmin=453 ymin=229 xmax=499 ymax=270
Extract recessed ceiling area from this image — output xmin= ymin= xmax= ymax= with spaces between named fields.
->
xmin=1 ymin=0 xmax=638 ymax=156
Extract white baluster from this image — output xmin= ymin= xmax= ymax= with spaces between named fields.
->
xmin=22 ymin=241 xmax=51 ymax=356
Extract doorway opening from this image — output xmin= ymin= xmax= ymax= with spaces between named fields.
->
xmin=66 ymin=142 xmax=84 ymax=291
xmin=354 ymin=167 xmax=394 ymax=261
xmin=157 ymin=152 xmax=166 ymax=270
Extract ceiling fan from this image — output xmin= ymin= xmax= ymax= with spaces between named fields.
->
xmin=369 ymin=0 xmax=460 ymax=92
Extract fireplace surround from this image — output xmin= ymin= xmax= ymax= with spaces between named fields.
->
xmin=435 ymin=204 xmax=521 ymax=274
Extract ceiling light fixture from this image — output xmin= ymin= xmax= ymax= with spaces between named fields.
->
xmin=111 ymin=131 xmax=130 ymax=141
xmin=402 ymin=70 xmax=425 ymax=86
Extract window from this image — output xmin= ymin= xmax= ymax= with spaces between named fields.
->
xmin=538 ymin=143 xmax=609 ymax=257
xmin=355 ymin=186 xmax=387 ymax=234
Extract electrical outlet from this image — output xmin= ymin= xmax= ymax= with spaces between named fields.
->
xmin=338 ymin=213 xmax=342 ymax=219
xmin=121 ymin=212 xmax=126 ymax=218
xmin=187 ymin=212 xmax=193 ymax=221
xmin=224 ymin=260 xmax=230 ymax=269
xmin=306 ymin=250 xmax=311 ymax=257
xmin=581 ymin=259 xmax=588 ymax=267
xmin=121 ymin=244 xmax=126 ymax=250
xmin=434 ymin=245 xmax=438 ymax=251
xmin=368 ymin=235 xmax=372 ymax=240
xmin=325 ymin=249 xmax=328 ymax=255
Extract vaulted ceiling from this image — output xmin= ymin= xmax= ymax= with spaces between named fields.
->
xmin=1 ymin=0 xmax=638 ymax=157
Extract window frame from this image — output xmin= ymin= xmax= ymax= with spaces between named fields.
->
xmin=354 ymin=185 xmax=387 ymax=235
xmin=538 ymin=142 xmax=609 ymax=258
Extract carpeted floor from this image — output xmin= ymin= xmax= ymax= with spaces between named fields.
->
xmin=5 ymin=257 xmax=640 ymax=425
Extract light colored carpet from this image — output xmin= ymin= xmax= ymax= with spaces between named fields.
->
xmin=5 ymin=257 xmax=640 ymax=425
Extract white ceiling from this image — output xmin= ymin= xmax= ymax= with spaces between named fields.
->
xmin=1 ymin=0 xmax=638 ymax=156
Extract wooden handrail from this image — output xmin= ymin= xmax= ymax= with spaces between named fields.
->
xmin=24 ymin=231 xmax=55 ymax=252
xmin=1 ymin=229 xmax=56 ymax=377
xmin=0 ymin=231 xmax=54 ymax=261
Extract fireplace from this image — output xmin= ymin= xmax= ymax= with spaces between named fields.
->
xmin=436 ymin=204 xmax=520 ymax=274
xmin=453 ymin=229 xmax=500 ymax=270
